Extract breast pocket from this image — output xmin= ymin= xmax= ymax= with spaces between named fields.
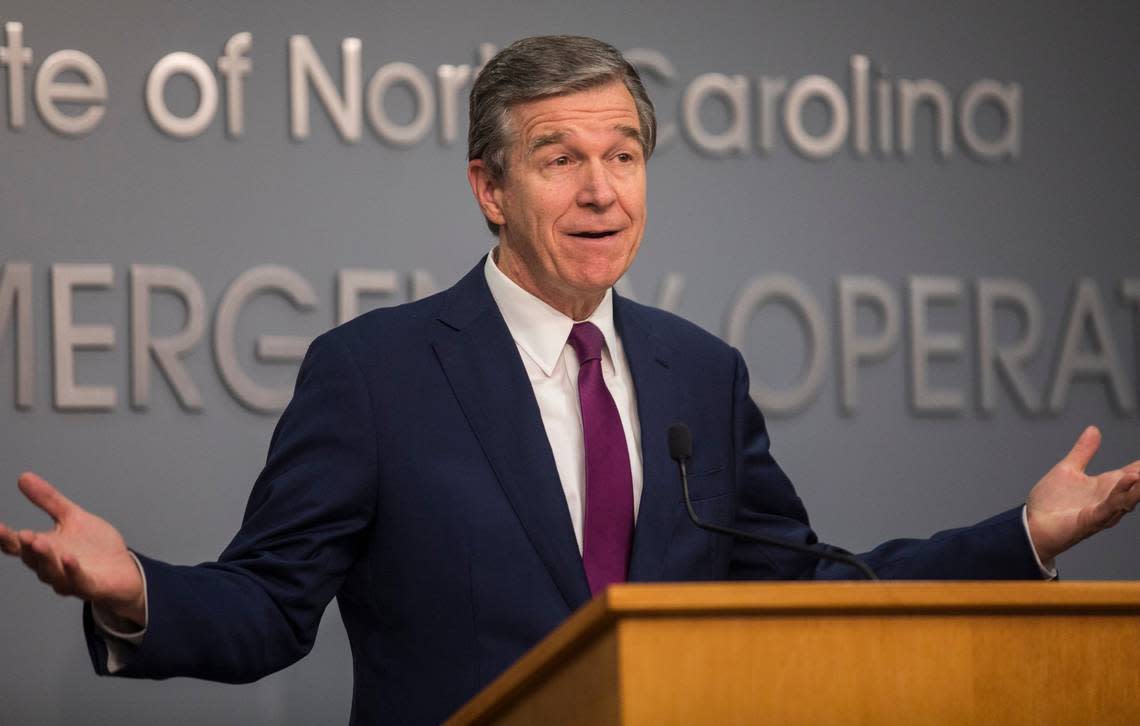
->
xmin=680 ymin=463 xmax=729 ymax=502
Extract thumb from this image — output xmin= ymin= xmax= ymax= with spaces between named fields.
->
xmin=17 ymin=472 xmax=79 ymax=524
xmin=1062 ymin=426 xmax=1101 ymax=473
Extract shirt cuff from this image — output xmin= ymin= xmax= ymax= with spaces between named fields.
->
xmin=1021 ymin=505 xmax=1058 ymax=580
xmin=91 ymin=551 xmax=149 ymax=673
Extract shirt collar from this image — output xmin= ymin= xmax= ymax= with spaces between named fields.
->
xmin=484 ymin=250 xmax=619 ymax=378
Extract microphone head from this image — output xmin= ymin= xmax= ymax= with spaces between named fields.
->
xmin=667 ymin=422 xmax=692 ymax=461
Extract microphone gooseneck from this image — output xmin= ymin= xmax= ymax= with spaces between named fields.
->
xmin=666 ymin=422 xmax=878 ymax=581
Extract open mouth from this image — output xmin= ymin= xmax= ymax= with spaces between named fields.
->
xmin=567 ymin=230 xmax=620 ymax=239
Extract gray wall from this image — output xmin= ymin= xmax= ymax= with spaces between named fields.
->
xmin=1 ymin=1 xmax=1137 ymax=723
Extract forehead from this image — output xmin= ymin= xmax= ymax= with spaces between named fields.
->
xmin=509 ymin=82 xmax=640 ymax=147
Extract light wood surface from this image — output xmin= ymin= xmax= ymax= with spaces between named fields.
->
xmin=446 ymin=582 xmax=1140 ymax=725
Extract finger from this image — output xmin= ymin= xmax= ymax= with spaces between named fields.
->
xmin=1124 ymin=474 xmax=1140 ymax=512
xmin=32 ymin=536 xmax=74 ymax=596
xmin=1062 ymin=426 xmax=1101 ymax=472
xmin=17 ymin=535 xmax=51 ymax=581
xmin=1110 ymin=470 xmax=1140 ymax=497
xmin=21 ymin=532 xmax=56 ymax=572
xmin=17 ymin=472 xmax=78 ymax=524
xmin=1102 ymin=509 xmax=1126 ymax=529
xmin=1100 ymin=471 xmax=1140 ymax=518
xmin=0 ymin=522 xmax=23 ymax=555
xmin=23 ymin=533 xmax=71 ymax=594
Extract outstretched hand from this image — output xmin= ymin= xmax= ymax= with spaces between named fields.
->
xmin=1026 ymin=426 xmax=1140 ymax=564
xmin=0 ymin=472 xmax=145 ymax=626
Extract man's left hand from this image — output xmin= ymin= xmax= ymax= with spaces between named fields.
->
xmin=1026 ymin=426 xmax=1140 ymax=564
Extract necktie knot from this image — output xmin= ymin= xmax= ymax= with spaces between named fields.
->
xmin=568 ymin=322 xmax=604 ymax=364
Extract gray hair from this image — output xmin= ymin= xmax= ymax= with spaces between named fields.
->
xmin=468 ymin=35 xmax=657 ymax=235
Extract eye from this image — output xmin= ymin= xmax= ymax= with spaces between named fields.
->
xmin=551 ymin=155 xmax=571 ymax=166
xmin=615 ymin=151 xmax=635 ymax=163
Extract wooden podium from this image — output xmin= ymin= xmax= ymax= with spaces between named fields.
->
xmin=446 ymin=582 xmax=1140 ymax=725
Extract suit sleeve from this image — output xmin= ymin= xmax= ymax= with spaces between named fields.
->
xmin=724 ymin=349 xmax=1044 ymax=581
xmin=84 ymin=331 xmax=379 ymax=682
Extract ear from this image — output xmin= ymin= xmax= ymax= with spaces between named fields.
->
xmin=467 ymin=159 xmax=507 ymax=227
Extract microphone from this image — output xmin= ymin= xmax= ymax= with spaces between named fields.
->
xmin=667 ymin=422 xmax=878 ymax=581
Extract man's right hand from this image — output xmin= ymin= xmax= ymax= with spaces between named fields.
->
xmin=0 ymin=472 xmax=145 ymax=627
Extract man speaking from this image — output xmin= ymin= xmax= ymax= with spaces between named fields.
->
xmin=2 ymin=36 xmax=1138 ymax=725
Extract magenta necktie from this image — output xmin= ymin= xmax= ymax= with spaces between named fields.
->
xmin=567 ymin=322 xmax=634 ymax=595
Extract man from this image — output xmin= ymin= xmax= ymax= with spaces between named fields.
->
xmin=2 ymin=35 xmax=1138 ymax=725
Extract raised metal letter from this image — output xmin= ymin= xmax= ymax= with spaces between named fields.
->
xmin=908 ymin=276 xmax=965 ymax=414
xmin=34 ymin=49 xmax=108 ymax=136
xmin=783 ymin=75 xmax=849 ymax=160
xmin=976 ymin=278 xmax=1043 ymax=413
xmin=959 ymin=80 xmax=1021 ymax=161
xmin=850 ymin=55 xmax=871 ymax=157
xmin=757 ymin=77 xmax=786 ymax=155
xmin=838 ymin=275 xmax=900 ymax=414
xmin=436 ymin=64 xmax=471 ymax=145
xmin=725 ymin=275 xmax=827 ymax=415
xmin=897 ymin=79 xmax=953 ymax=159
xmin=216 ymin=32 xmax=252 ymax=138
xmin=1048 ymin=279 xmax=1135 ymax=414
xmin=289 ymin=35 xmax=361 ymax=142
xmin=625 ymin=48 xmax=677 ymax=148
xmin=130 ymin=265 xmax=206 ymax=411
xmin=338 ymin=268 xmax=398 ymax=325
xmin=52 ymin=264 xmax=116 ymax=411
xmin=366 ymin=62 xmax=435 ymax=147
xmin=408 ymin=269 xmax=438 ymax=302
xmin=1 ymin=21 xmax=33 ymax=129
xmin=145 ymin=52 xmax=219 ymax=139
xmin=0 ymin=262 xmax=34 ymax=408
xmin=214 ymin=265 xmax=318 ymax=413
xmin=682 ymin=73 xmax=750 ymax=155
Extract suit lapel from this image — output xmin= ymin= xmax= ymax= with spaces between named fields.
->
xmin=432 ymin=262 xmax=591 ymax=611
xmin=615 ymin=297 xmax=683 ymax=583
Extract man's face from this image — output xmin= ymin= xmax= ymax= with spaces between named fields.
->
xmin=470 ymin=81 xmax=647 ymax=315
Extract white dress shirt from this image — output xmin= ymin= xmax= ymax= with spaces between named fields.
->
xmin=483 ymin=250 xmax=643 ymax=551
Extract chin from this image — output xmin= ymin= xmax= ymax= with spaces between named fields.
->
xmin=563 ymin=260 xmax=627 ymax=293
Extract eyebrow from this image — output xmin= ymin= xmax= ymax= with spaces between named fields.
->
xmin=527 ymin=131 xmax=568 ymax=157
xmin=525 ymin=125 xmax=646 ymax=157
xmin=615 ymin=124 xmax=645 ymax=148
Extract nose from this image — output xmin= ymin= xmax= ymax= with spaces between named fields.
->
xmin=575 ymin=160 xmax=617 ymax=210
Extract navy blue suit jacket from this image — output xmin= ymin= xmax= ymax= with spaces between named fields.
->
xmin=85 ymin=259 xmax=1043 ymax=724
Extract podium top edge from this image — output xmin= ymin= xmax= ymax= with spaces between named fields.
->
xmin=599 ymin=581 xmax=1140 ymax=615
